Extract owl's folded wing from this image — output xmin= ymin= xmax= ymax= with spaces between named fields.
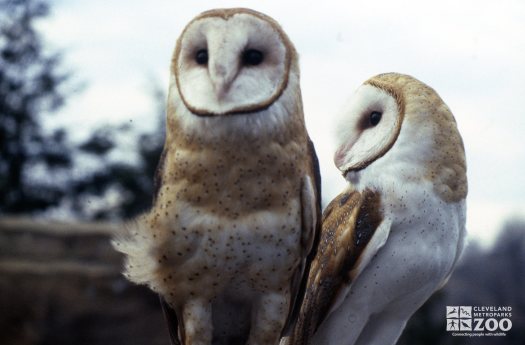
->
xmin=285 ymin=187 xmax=391 ymax=345
xmin=161 ymin=298 xmax=182 ymax=345
xmin=282 ymin=137 xmax=322 ymax=337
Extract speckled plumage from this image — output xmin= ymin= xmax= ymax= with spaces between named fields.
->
xmin=113 ymin=8 xmax=320 ymax=345
xmin=283 ymin=73 xmax=467 ymax=345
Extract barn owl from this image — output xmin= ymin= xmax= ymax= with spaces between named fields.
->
xmin=283 ymin=73 xmax=467 ymax=345
xmin=113 ymin=8 xmax=321 ymax=345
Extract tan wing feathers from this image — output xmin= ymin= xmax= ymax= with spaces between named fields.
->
xmin=287 ymin=188 xmax=383 ymax=344
xmin=282 ymin=137 xmax=322 ymax=337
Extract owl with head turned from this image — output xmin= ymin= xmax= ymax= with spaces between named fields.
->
xmin=113 ymin=8 xmax=321 ymax=345
xmin=283 ymin=73 xmax=467 ymax=345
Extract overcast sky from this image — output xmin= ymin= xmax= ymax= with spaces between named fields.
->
xmin=39 ymin=0 xmax=525 ymax=247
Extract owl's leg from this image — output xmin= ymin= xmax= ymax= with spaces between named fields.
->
xmin=352 ymin=310 xmax=408 ymax=345
xmin=246 ymin=292 xmax=288 ymax=345
xmin=311 ymin=307 xmax=369 ymax=345
xmin=305 ymin=284 xmax=372 ymax=345
xmin=182 ymin=299 xmax=212 ymax=345
xmin=353 ymin=290 xmax=430 ymax=345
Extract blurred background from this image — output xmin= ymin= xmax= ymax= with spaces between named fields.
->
xmin=0 ymin=0 xmax=523 ymax=344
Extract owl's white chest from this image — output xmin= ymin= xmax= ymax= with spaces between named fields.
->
xmin=358 ymin=175 xmax=465 ymax=303
xmin=368 ymin=188 xmax=465 ymax=304
xmin=313 ymin=182 xmax=466 ymax=345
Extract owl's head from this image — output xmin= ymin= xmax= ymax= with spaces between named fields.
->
xmin=334 ymin=73 xmax=467 ymax=202
xmin=171 ymin=8 xmax=297 ymax=117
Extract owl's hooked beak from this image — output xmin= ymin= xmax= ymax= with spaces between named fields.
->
xmin=334 ymin=146 xmax=348 ymax=171
xmin=209 ymin=61 xmax=239 ymax=101
xmin=334 ymin=138 xmax=367 ymax=182
xmin=334 ymin=136 xmax=358 ymax=172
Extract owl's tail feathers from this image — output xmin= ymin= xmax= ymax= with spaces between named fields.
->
xmin=111 ymin=217 xmax=158 ymax=287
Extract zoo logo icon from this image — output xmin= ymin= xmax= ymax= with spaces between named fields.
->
xmin=446 ymin=305 xmax=512 ymax=336
xmin=446 ymin=306 xmax=472 ymax=331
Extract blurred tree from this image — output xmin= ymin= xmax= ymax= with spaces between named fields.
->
xmin=69 ymin=84 xmax=165 ymax=220
xmin=0 ymin=0 xmax=72 ymax=214
xmin=0 ymin=0 xmax=164 ymax=220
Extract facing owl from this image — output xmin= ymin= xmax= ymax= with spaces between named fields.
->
xmin=283 ymin=73 xmax=467 ymax=345
xmin=113 ymin=8 xmax=321 ymax=345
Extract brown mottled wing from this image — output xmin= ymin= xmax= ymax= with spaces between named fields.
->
xmin=287 ymin=188 xmax=385 ymax=344
xmin=308 ymin=137 xmax=322 ymax=212
xmin=282 ymin=137 xmax=322 ymax=336
xmin=160 ymin=298 xmax=182 ymax=345
xmin=152 ymin=146 xmax=167 ymax=203
xmin=153 ymin=147 xmax=182 ymax=345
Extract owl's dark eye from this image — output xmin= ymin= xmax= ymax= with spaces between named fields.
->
xmin=242 ymin=49 xmax=264 ymax=66
xmin=195 ymin=49 xmax=208 ymax=65
xmin=369 ymin=111 xmax=382 ymax=126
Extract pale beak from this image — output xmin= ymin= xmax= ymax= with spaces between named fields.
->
xmin=210 ymin=61 xmax=238 ymax=100
xmin=334 ymin=142 xmax=352 ymax=171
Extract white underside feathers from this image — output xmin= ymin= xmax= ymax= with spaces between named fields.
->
xmin=112 ymin=218 xmax=159 ymax=287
